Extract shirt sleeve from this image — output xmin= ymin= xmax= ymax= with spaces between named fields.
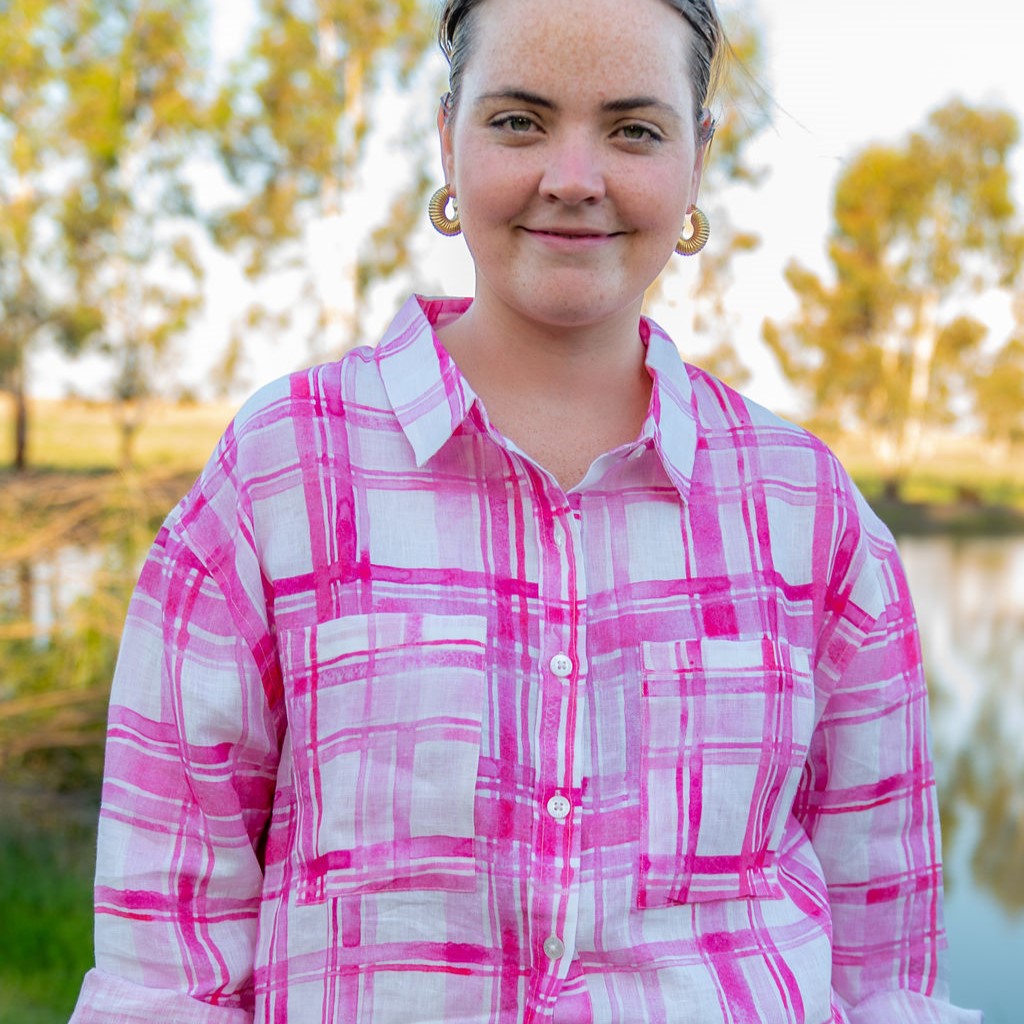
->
xmin=794 ymin=510 xmax=981 ymax=1023
xmin=70 ymin=453 xmax=285 ymax=1022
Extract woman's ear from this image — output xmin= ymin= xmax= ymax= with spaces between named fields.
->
xmin=437 ymin=97 xmax=456 ymax=188
xmin=689 ymin=143 xmax=706 ymax=210
xmin=690 ymin=113 xmax=714 ymax=205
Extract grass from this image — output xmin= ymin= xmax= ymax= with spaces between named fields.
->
xmin=0 ymin=789 xmax=98 ymax=1023
xmin=7 ymin=396 xmax=238 ymax=474
xmin=834 ymin=437 xmax=1024 ymax=535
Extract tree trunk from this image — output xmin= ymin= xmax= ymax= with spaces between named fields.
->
xmin=899 ymin=292 xmax=939 ymax=478
xmin=9 ymin=359 xmax=29 ymax=471
xmin=116 ymin=397 xmax=143 ymax=472
xmin=881 ymin=474 xmax=905 ymax=503
xmin=119 ymin=418 xmax=138 ymax=472
xmin=16 ymin=559 xmax=33 ymax=626
xmin=14 ymin=386 xmax=28 ymax=472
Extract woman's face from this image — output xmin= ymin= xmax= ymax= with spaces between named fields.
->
xmin=439 ymin=0 xmax=705 ymax=334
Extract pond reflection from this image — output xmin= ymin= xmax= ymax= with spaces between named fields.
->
xmin=0 ymin=545 xmax=107 ymax=652
xmin=900 ymin=536 xmax=1024 ymax=1021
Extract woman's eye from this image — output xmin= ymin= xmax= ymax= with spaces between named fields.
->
xmin=494 ymin=115 xmax=535 ymax=133
xmin=619 ymin=124 xmax=662 ymax=143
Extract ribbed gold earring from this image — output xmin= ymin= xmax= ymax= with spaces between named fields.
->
xmin=428 ymin=184 xmax=461 ymax=237
xmin=675 ymin=206 xmax=710 ymax=256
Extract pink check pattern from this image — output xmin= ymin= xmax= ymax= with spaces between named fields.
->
xmin=71 ymin=296 xmax=980 ymax=1023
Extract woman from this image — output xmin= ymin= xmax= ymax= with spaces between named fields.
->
xmin=70 ymin=0 xmax=979 ymax=1021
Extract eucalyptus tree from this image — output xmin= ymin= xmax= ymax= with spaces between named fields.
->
xmin=208 ymin=0 xmax=435 ymax=368
xmin=56 ymin=0 xmax=209 ymax=468
xmin=0 ymin=0 xmax=209 ymax=470
xmin=0 ymin=0 xmax=99 ymax=469
xmin=763 ymin=100 xmax=1024 ymax=495
xmin=972 ymin=333 xmax=1024 ymax=451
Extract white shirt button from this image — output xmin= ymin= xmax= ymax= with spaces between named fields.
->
xmin=549 ymin=653 xmax=573 ymax=678
xmin=546 ymin=794 xmax=571 ymax=820
xmin=543 ymin=935 xmax=565 ymax=960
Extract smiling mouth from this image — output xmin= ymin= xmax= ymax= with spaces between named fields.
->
xmin=530 ymin=228 xmax=614 ymax=236
xmin=525 ymin=228 xmax=621 ymax=242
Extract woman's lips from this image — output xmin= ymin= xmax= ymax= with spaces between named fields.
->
xmin=523 ymin=227 xmax=621 ymax=249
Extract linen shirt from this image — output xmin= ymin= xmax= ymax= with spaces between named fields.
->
xmin=72 ymin=295 xmax=979 ymax=1024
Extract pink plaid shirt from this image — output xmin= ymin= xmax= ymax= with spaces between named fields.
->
xmin=72 ymin=296 xmax=979 ymax=1023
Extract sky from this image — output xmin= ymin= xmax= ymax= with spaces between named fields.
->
xmin=713 ymin=0 xmax=1024 ymax=408
xmin=31 ymin=0 xmax=1024 ymax=410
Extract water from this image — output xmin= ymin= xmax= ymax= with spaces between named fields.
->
xmin=2 ymin=535 xmax=1022 ymax=1018
xmin=900 ymin=537 xmax=1024 ymax=1021
xmin=0 ymin=544 xmax=106 ymax=652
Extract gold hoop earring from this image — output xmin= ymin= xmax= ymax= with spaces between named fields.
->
xmin=428 ymin=184 xmax=461 ymax=236
xmin=675 ymin=207 xmax=710 ymax=256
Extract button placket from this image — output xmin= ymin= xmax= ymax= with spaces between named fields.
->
xmin=532 ymin=496 xmax=585 ymax=991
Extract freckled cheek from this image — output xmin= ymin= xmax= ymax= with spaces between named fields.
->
xmin=458 ymin=180 xmax=536 ymax=233
xmin=623 ymin=187 xmax=688 ymax=236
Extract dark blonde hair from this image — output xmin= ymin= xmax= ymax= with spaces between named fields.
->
xmin=437 ymin=0 xmax=722 ymax=140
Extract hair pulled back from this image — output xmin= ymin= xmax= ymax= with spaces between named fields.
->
xmin=437 ymin=0 xmax=722 ymax=139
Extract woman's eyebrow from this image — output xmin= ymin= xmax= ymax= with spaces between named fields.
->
xmin=476 ymin=89 xmax=555 ymax=109
xmin=475 ymin=90 xmax=681 ymax=120
xmin=602 ymin=96 xmax=682 ymax=119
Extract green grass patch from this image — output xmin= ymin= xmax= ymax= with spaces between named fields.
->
xmin=3 ymin=397 xmax=236 ymax=474
xmin=0 ymin=790 xmax=98 ymax=1023
xmin=866 ymin=496 xmax=1024 ymax=537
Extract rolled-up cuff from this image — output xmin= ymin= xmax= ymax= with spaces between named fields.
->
xmin=69 ymin=969 xmax=253 ymax=1024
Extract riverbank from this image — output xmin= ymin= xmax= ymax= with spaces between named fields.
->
xmin=4 ymin=397 xmax=1024 ymax=534
xmin=866 ymin=495 xmax=1024 ymax=536
xmin=4 ymin=465 xmax=1024 ymax=547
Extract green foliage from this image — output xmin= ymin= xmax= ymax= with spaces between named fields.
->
xmin=0 ymin=0 xmax=210 ymax=470
xmin=209 ymin=0 xmax=436 ymax=359
xmin=0 ymin=792 xmax=97 ymax=1023
xmin=974 ymin=336 xmax=1024 ymax=444
xmin=0 ymin=591 xmax=121 ymax=789
xmin=0 ymin=465 xmax=190 ymax=788
xmin=0 ymin=437 xmax=217 ymax=1020
xmin=764 ymin=100 xmax=1024 ymax=492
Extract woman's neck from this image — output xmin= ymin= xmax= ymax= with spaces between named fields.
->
xmin=435 ymin=296 xmax=654 ymax=489
xmin=437 ymin=296 xmax=650 ymax=411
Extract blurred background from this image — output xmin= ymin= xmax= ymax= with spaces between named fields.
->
xmin=1 ymin=0 xmax=1022 ymax=1020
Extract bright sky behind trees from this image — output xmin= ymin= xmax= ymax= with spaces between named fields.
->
xmin=31 ymin=0 xmax=1024 ymax=408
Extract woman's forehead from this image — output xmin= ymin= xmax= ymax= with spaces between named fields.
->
xmin=462 ymin=0 xmax=693 ymax=104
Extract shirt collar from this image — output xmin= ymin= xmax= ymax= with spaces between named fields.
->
xmin=376 ymin=295 xmax=698 ymax=500
xmin=640 ymin=317 xmax=698 ymax=501
xmin=376 ymin=295 xmax=477 ymax=467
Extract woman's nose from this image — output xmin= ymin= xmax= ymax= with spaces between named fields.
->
xmin=538 ymin=131 xmax=607 ymax=205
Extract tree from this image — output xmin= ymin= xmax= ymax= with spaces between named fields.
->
xmin=55 ymin=0 xmax=209 ymax=469
xmin=0 ymin=0 xmax=100 ymax=469
xmin=0 ymin=0 xmax=208 ymax=470
xmin=208 ymin=0 xmax=435 ymax=373
xmin=763 ymin=100 xmax=1024 ymax=495
xmin=972 ymin=324 xmax=1024 ymax=450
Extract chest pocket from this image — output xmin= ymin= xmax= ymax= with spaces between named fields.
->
xmin=280 ymin=612 xmax=488 ymax=905
xmin=638 ymin=636 xmax=814 ymax=908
